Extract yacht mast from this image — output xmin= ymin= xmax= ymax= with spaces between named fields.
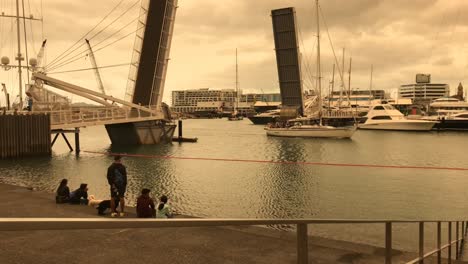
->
xmin=316 ymin=0 xmax=321 ymax=123
xmin=369 ymin=64 xmax=373 ymax=107
xmin=338 ymin=47 xmax=344 ymax=108
xmin=330 ymin=63 xmax=335 ymax=110
xmin=235 ymin=48 xmax=239 ymax=114
xmin=15 ymin=0 xmax=24 ymax=109
xmin=347 ymin=57 xmax=352 ymax=105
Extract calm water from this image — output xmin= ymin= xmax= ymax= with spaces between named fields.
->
xmin=1 ymin=118 xmax=468 ymax=250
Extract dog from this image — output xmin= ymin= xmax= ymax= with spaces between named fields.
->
xmin=88 ymin=195 xmax=120 ymax=215
xmin=96 ymin=199 xmax=120 ymax=215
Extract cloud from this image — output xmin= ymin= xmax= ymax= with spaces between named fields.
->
xmin=1 ymin=0 xmax=468 ymax=107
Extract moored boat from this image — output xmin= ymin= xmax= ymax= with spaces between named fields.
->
xmin=248 ymin=109 xmax=280 ymax=124
xmin=359 ymin=104 xmax=437 ymax=131
xmin=265 ymin=123 xmax=356 ymax=138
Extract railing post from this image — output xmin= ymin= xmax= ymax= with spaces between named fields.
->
xmin=456 ymin=222 xmax=459 ymax=259
xmin=448 ymin=222 xmax=452 ymax=264
xmin=296 ymin=223 xmax=308 ymax=264
xmin=437 ymin=222 xmax=441 ymax=264
xmin=463 ymin=221 xmax=466 ymax=256
xmin=385 ymin=222 xmax=392 ymax=264
xmin=419 ymin=222 xmax=424 ymax=264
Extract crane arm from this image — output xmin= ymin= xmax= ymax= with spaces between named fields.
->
xmin=32 ymin=72 xmax=159 ymax=115
xmin=85 ymin=39 xmax=106 ymax=95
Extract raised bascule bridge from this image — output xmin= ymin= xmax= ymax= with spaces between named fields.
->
xmin=22 ymin=0 xmax=178 ymax=153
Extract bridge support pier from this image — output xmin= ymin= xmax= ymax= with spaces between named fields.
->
xmin=51 ymin=129 xmax=80 ymax=154
xmin=105 ymin=120 xmax=176 ymax=145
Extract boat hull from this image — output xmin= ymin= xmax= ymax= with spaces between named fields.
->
xmin=433 ymin=120 xmax=468 ymax=130
xmin=358 ymin=121 xmax=436 ymax=131
xmin=248 ymin=116 xmax=276 ymax=125
xmin=265 ymin=126 xmax=356 ymax=138
xmin=421 ymin=116 xmax=468 ymax=130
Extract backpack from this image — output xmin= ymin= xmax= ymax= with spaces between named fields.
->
xmin=114 ymin=168 xmax=124 ymax=187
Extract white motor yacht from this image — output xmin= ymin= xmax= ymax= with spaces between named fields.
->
xmin=265 ymin=123 xmax=356 ymax=138
xmin=359 ymin=104 xmax=437 ymax=131
xmin=429 ymin=97 xmax=468 ymax=116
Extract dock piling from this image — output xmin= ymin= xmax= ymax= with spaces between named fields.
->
xmin=178 ymin=119 xmax=182 ymax=143
xmin=74 ymin=128 xmax=80 ymax=155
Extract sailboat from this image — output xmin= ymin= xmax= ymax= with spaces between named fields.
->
xmin=228 ymin=48 xmax=243 ymax=121
xmin=265 ymin=0 xmax=356 ymax=138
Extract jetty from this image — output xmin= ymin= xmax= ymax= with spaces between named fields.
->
xmin=0 ymin=183 xmax=466 ymax=264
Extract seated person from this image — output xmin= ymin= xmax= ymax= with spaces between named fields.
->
xmin=55 ymin=179 xmax=70 ymax=204
xmin=137 ymin=189 xmax=155 ymax=218
xmin=156 ymin=195 xmax=172 ymax=218
xmin=69 ymin=183 xmax=89 ymax=205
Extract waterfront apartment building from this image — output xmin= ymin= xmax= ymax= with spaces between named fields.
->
xmin=171 ymin=88 xmax=281 ymax=116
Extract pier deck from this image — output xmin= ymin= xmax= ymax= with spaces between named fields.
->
xmin=0 ymin=183 xmax=464 ymax=264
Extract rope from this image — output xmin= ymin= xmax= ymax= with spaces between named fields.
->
xmin=46 ymin=25 xmax=144 ymax=72
xmin=46 ymin=16 xmax=140 ymax=72
xmin=298 ymin=26 xmax=318 ymax=92
xmin=45 ymin=0 xmax=126 ymax=69
xmin=47 ymin=0 xmax=140 ymax=71
xmin=319 ymin=6 xmax=346 ymax=96
xmin=84 ymin=151 xmax=468 ymax=172
xmin=47 ymin=62 xmax=133 ymax=74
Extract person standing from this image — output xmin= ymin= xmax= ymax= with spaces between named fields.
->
xmin=107 ymin=155 xmax=127 ymax=217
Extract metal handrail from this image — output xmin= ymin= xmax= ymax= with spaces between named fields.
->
xmin=0 ymin=218 xmax=466 ymax=264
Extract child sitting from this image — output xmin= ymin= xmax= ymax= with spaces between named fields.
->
xmin=136 ymin=189 xmax=155 ymax=218
xmin=156 ymin=195 xmax=172 ymax=218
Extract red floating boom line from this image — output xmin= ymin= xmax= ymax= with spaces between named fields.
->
xmin=83 ymin=151 xmax=468 ymax=171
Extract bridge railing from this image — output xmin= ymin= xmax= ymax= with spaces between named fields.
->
xmin=31 ymin=106 xmax=165 ymax=127
xmin=0 ymin=218 xmax=466 ymax=264
xmin=46 ymin=107 xmax=130 ymax=126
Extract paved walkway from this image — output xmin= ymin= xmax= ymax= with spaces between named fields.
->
xmin=0 ymin=183 xmax=465 ymax=264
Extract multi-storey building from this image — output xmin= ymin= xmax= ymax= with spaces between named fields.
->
xmin=171 ymin=88 xmax=281 ymax=116
xmin=398 ymin=75 xmax=449 ymax=105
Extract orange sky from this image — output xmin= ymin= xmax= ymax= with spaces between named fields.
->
xmin=1 ymin=0 xmax=468 ymax=106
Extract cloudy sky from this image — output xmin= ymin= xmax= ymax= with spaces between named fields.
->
xmin=1 ymin=0 xmax=468 ymax=106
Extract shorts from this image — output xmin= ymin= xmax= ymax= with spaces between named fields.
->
xmin=110 ymin=185 xmax=126 ymax=198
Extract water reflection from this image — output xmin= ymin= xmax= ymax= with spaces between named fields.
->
xmin=255 ymin=138 xmax=317 ymax=220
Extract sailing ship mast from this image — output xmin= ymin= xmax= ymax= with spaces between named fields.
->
xmin=316 ymin=0 xmax=322 ymax=124
xmin=15 ymin=0 xmax=24 ymax=109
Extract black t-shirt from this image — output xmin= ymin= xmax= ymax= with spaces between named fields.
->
xmin=107 ymin=163 xmax=127 ymax=186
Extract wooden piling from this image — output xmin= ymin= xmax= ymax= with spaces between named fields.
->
xmin=0 ymin=113 xmax=51 ymax=159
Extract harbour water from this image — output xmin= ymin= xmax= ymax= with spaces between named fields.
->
xmin=1 ymin=118 xmax=468 ymax=251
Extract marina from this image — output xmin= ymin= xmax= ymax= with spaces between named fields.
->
xmin=2 ymin=119 xmax=468 ymax=253
xmin=1 ymin=0 xmax=468 ymax=263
